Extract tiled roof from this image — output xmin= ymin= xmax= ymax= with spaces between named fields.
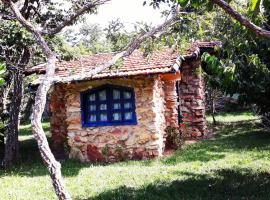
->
xmin=26 ymin=41 xmax=221 ymax=82
xmin=61 ymin=48 xmax=179 ymax=79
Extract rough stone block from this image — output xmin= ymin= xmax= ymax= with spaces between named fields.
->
xmin=87 ymin=144 xmax=104 ymax=162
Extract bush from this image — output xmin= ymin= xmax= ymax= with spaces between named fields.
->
xmin=165 ymin=126 xmax=185 ymax=150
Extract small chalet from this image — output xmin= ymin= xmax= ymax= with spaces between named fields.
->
xmin=28 ymin=41 xmax=220 ymax=162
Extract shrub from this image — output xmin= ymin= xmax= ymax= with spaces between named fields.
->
xmin=115 ymin=145 xmax=127 ymax=161
xmin=165 ymin=126 xmax=185 ymax=150
xmin=101 ymin=144 xmax=110 ymax=161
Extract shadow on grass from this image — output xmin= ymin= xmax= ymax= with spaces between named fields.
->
xmin=0 ymin=136 xmax=109 ymax=178
xmin=0 ymin=121 xmax=91 ymax=177
xmin=2 ymin=117 xmax=269 ymax=178
xmin=162 ymin=121 xmax=270 ymax=165
xmin=83 ymin=169 xmax=270 ymax=200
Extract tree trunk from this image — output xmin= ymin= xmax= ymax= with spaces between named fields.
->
xmin=0 ymin=71 xmax=13 ymax=162
xmin=5 ymin=2 xmax=72 ymax=198
xmin=31 ymin=55 xmax=72 ymax=200
xmin=0 ymin=70 xmax=13 ymax=116
xmin=3 ymin=69 xmax=23 ymax=168
xmin=212 ymin=97 xmax=217 ymax=126
xmin=209 ymin=89 xmax=217 ymax=126
xmin=3 ymin=48 xmax=30 ymax=168
xmin=261 ymin=112 xmax=270 ymax=132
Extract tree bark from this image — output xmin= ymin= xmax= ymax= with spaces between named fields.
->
xmin=211 ymin=96 xmax=217 ymax=126
xmin=4 ymin=1 xmax=72 ymax=199
xmin=0 ymin=70 xmax=13 ymax=162
xmin=0 ymin=70 xmax=13 ymax=116
xmin=210 ymin=0 xmax=270 ymax=38
xmin=2 ymin=48 xmax=30 ymax=168
xmin=31 ymin=55 xmax=72 ymax=200
xmin=3 ymin=70 xmax=22 ymax=167
xmin=261 ymin=112 xmax=270 ymax=132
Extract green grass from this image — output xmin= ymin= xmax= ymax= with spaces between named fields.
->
xmin=206 ymin=111 xmax=259 ymax=123
xmin=1 ymin=112 xmax=270 ymax=200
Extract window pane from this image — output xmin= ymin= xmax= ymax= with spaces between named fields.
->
xmin=89 ymin=105 xmax=96 ymax=111
xmin=100 ymin=104 xmax=107 ymax=111
xmin=124 ymin=102 xmax=132 ymax=109
xmin=99 ymin=90 xmax=106 ymax=101
xmin=113 ymin=103 xmax=121 ymax=109
xmin=100 ymin=113 xmax=108 ymax=121
xmin=124 ymin=112 xmax=132 ymax=120
xmin=89 ymin=94 xmax=95 ymax=101
xmin=123 ymin=91 xmax=131 ymax=99
xmin=89 ymin=114 xmax=96 ymax=122
xmin=113 ymin=89 xmax=120 ymax=100
xmin=113 ymin=112 xmax=122 ymax=121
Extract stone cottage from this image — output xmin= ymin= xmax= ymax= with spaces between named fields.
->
xmin=28 ymin=41 xmax=221 ymax=162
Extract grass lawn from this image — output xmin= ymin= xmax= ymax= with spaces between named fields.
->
xmin=1 ymin=112 xmax=270 ymax=200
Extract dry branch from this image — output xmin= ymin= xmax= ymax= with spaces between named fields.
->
xmin=210 ymin=0 xmax=270 ymax=38
xmin=3 ymin=0 xmax=71 ymax=199
xmin=53 ymin=15 xmax=179 ymax=83
xmin=42 ymin=0 xmax=111 ymax=36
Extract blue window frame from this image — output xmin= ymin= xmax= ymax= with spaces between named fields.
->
xmin=80 ymin=84 xmax=137 ymax=127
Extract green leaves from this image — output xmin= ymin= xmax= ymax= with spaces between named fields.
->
xmin=191 ymin=0 xmax=207 ymax=8
xmin=203 ymin=53 xmax=221 ymax=71
xmin=178 ymin=0 xmax=189 ymax=7
xmin=0 ymin=63 xmax=6 ymax=86
xmin=250 ymin=0 xmax=261 ymax=14
xmin=202 ymin=52 xmax=237 ymax=94
xmin=177 ymin=0 xmax=207 ymax=8
xmin=176 ymin=0 xmax=263 ymax=14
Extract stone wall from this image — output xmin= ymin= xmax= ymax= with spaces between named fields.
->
xmin=179 ymin=59 xmax=207 ymax=137
xmin=50 ymin=75 xmax=166 ymax=162
xmin=50 ymin=84 xmax=68 ymax=158
xmin=160 ymin=73 xmax=181 ymax=148
xmin=152 ymin=76 xmax=166 ymax=155
xmin=50 ymin=65 xmax=207 ymax=162
xmin=162 ymin=73 xmax=181 ymax=127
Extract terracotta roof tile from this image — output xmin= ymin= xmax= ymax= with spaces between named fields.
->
xmin=27 ymin=41 xmax=221 ymax=83
xmin=63 ymin=48 xmax=179 ymax=79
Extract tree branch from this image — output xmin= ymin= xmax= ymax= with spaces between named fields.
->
xmin=2 ymin=0 xmax=71 ymax=199
xmin=42 ymin=0 xmax=111 ymax=36
xmin=210 ymin=0 xmax=270 ymax=38
xmin=54 ymin=15 xmax=179 ymax=83
xmin=3 ymin=0 xmax=55 ymax=59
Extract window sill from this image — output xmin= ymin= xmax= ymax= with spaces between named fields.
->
xmin=82 ymin=121 xmax=138 ymax=128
